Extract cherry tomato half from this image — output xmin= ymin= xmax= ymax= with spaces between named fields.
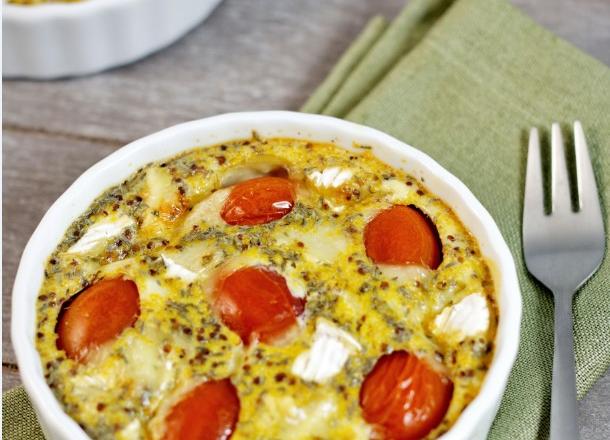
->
xmin=163 ymin=379 xmax=240 ymax=440
xmin=360 ymin=350 xmax=453 ymax=440
xmin=56 ymin=278 xmax=140 ymax=361
xmin=220 ymin=176 xmax=295 ymax=226
xmin=213 ymin=266 xmax=305 ymax=345
xmin=364 ymin=205 xmax=442 ymax=269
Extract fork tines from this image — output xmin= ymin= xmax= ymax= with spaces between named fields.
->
xmin=524 ymin=121 xmax=603 ymax=221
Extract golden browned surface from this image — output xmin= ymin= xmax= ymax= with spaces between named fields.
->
xmin=36 ymin=138 xmax=496 ymax=439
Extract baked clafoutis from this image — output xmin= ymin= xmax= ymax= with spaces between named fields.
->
xmin=36 ymin=137 xmax=498 ymax=440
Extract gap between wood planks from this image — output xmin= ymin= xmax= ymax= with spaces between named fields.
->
xmin=3 ymin=123 xmax=130 ymax=147
xmin=3 ymin=362 xmax=19 ymax=371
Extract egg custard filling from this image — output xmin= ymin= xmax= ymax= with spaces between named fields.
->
xmin=36 ymin=137 xmax=498 ymax=440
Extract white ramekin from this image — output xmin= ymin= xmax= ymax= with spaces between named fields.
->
xmin=12 ymin=111 xmax=521 ymax=440
xmin=2 ymin=0 xmax=222 ymax=79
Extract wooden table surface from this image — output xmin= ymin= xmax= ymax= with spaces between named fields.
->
xmin=3 ymin=0 xmax=609 ymax=437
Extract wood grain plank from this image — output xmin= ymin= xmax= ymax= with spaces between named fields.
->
xmin=579 ymin=372 xmax=610 ymax=440
xmin=2 ymin=366 xmax=22 ymax=393
xmin=4 ymin=0 xmax=608 ymax=142
xmin=2 ymin=131 xmax=122 ymax=364
xmin=3 ymin=0 xmax=405 ymax=142
xmin=4 ymin=0 xmax=608 ymax=143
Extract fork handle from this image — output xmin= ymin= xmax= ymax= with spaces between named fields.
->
xmin=550 ymin=293 xmax=579 ymax=440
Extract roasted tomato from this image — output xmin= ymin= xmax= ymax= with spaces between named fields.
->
xmin=56 ymin=278 xmax=140 ymax=361
xmin=359 ymin=350 xmax=453 ymax=440
xmin=163 ymin=379 xmax=240 ymax=440
xmin=220 ymin=176 xmax=295 ymax=225
xmin=364 ymin=205 xmax=442 ymax=269
xmin=213 ymin=266 xmax=305 ymax=344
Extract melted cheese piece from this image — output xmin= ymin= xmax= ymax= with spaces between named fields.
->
xmin=220 ymin=157 xmax=287 ymax=187
xmin=256 ymin=393 xmax=371 ymax=440
xmin=273 ymin=223 xmax=349 ymax=264
xmin=258 ymin=394 xmax=335 ymax=439
xmin=378 ymin=264 xmax=431 ymax=284
xmin=181 ymin=188 xmax=231 ymax=232
xmin=162 ymin=255 xmax=198 ymax=282
xmin=138 ymin=277 xmax=170 ymax=300
xmin=96 ymin=258 xmax=136 ymax=281
xmin=292 ymin=319 xmax=361 ymax=383
xmin=122 ymin=335 xmax=175 ymax=393
xmin=96 ymin=258 xmax=171 ymax=301
xmin=67 ymin=216 xmax=134 ymax=254
xmin=144 ymin=167 xmax=177 ymax=210
xmin=161 ymin=241 xmax=223 ymax=283
xmin=116 ymin=420 xmax=142 ymax=440
xmin=381 ymin=178 xmax=416 ymax=202
xmin=308 ymin=167 xmax=353 ymax=189
xmin=433 ymin=293 xmax=490 ymax=342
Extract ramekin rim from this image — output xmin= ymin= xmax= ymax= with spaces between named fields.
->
xmin=12 ymin=111 xmax=522 ymax=439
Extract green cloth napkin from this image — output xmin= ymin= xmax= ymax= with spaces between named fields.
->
xmin=2 ymin=387 xmax=45 ymax=440
xmin=3 ymin=0 xmax=609 ymax=439
xmin=304 ymin=0 xmax=609 ymax=438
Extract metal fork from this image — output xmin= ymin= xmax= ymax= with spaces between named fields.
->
xmin=523 ymin=121 xmax=605 ymax=440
